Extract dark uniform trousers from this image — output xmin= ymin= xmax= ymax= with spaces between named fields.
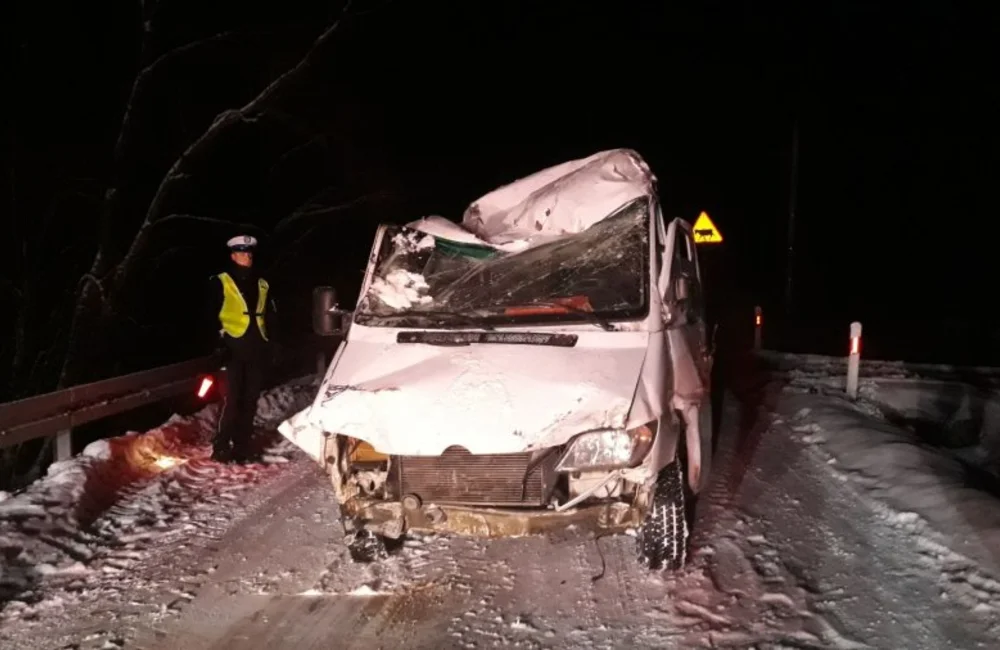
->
xmin=215 ymin=349 xmax=265 ymax=460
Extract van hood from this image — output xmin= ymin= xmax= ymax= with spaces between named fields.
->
xmin=279 ymin=331 xmax=652 ymax=457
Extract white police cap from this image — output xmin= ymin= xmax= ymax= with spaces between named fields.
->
xmin=227 ymin=235 xmax=257 ymax=251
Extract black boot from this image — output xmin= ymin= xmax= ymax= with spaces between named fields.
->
xmin=211 ymin=441 xmax=232 ymax=463
xmin=231 ymin=445 xmax=259 ymax=464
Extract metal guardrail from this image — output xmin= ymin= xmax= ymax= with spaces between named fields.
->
xmin=0 ymin=291 xmax=349 ymax=464
xmin=0 ymin=356 xmax=219 ymax=459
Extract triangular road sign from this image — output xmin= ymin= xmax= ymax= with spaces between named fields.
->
xmin=692 ymin=211 xmax=723 ymax=244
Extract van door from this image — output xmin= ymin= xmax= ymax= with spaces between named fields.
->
xmin=668 ymin=220 xmax=711 ymax=389
xmin=661 ymin=218 xmax=712 ymax=492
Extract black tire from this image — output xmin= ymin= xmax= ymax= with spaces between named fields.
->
xmin=346 ymin=528 xmax=388 ymax=563
xmin=636 ymin=458 xmax=690 ymax=571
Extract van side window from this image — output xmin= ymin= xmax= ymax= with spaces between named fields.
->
xmin=671 ymin=229 xmax=703 ymax=320
xmin=672 ymin=229 xmax=690 ymax=267
xmin=654 ymin=208 xmax=667 ymax=280
xmin=674 ymin=228 xmax=691 ymax=263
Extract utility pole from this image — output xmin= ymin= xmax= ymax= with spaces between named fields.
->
xmin=784 ymin=120 xmax=799 ymax=316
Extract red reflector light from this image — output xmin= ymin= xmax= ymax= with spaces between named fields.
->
xmin=197 ymin=376 xmax=214 ymax=399
xmin=850 ymin=337 xmax=860 ymax=355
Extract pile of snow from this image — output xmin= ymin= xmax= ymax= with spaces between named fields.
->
xmin=0 ymin=377 xmax=318 ymax=617
xmin=369 ymin=269 xmax=432 ymax=310
xmin=761 ymin=350 xmax=1000 ymax=471
xmin=863 ymin=378 xmax=1000 ymax=466
xmin=390 ymin=230 xmax=435 ymax=253
xmin=764 ymin=354 xmax=1000 ymax=578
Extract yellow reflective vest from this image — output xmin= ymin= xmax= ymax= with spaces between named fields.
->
xmin=217 ymin=272 xmax=269 ymax=340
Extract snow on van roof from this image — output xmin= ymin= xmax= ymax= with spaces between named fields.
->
xmin=460 ymin=148 xmax=656 ymax=247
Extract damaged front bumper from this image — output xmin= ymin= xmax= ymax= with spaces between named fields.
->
xmin=342 ymin=496 xmax=647 ymax=539
xmin=323 ymin=433 xmax=660 ymax=541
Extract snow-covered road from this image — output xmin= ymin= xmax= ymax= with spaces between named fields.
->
xmin=3 ymin=354 xmax=1000 ymax=649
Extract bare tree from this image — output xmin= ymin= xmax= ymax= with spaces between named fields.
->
xmin=2 ymin=0 xmax=392 ymax=489
xmin=57 ymin=0 xmax=365 ymax=388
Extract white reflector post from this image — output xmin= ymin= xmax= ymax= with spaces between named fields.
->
xmin=846 ymin=321 xmax=862 ymax=400
xmin=753 ymin=305 xmax=762 ymax=351
xmin=197 ymin=376 xmax=214 ymax=399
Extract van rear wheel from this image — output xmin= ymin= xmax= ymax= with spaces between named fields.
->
xmin=636 ymin=459 xmax=689 ymax=571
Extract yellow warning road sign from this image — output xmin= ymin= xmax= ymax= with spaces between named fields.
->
xmin=692 ymin=211 xmax=723 ymax=244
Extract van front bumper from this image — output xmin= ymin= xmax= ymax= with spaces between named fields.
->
xmin=342 ymin=497 xmax=646 ymax=539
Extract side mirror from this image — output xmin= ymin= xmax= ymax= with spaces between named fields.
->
xmin=313 ymin=286 xmax=350 ymax=336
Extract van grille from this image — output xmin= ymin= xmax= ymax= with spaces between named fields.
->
xmin=393 ymin=446 xmax=550 ymax=506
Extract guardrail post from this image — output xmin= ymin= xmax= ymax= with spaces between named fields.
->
xmin=55 ymin=429 xmax=72 ymax=461
xmin=753 ymin=305 xmax=762 ymax=351
xmin=846 ymin=321 xmax=862 ymax=400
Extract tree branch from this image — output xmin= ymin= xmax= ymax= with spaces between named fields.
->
xmin=246 ymin=106 xmax=319 ymax=135
xmin=113 ymin=0 xmax=358 ymax=282
xmin=57 ymin=0 xmax=360 ymax=388
xmin=266 ymin=222 xmax=326 ymax=274
xmin=264 ymin=134 xmax=329 ymax=184
xmin=350 ymin=0 xmax=397 ymax=18
xmin=112 ymin=29 xmax=296 ymax=183
xmin=150 ymin=212 xmax=262 ymax=233
xmin=272 ymin=190 xmax=384 ymax=237
xmin=77 ymin=274 xmax=107 ymax=303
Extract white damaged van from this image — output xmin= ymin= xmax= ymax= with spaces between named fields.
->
xmin=279 ymin=149 xmax=714 ymax=570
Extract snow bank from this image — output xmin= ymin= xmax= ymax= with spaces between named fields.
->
xmin=761 ymin=351 xmax=1000 ymax=469
xmin=864 ymin=379 xmax=1000 ymax=465
xmin=763 ymin=355 xmax=1000 ymax=578
xmin=0 ymin=377 xmax=318 ymax=615
xmin=759 ymin=350 xmax=1000 ymax=386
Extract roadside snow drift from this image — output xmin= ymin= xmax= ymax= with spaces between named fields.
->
xmin=762 ymin=352 xmax=1000 ymax=580
xmin=0 ymin=377 xmax=318 ymax=617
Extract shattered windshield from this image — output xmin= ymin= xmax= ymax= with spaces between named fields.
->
xmin=354 ymin=197 xmax=650 ymax=328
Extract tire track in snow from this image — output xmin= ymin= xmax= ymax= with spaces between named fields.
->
xmin=782 ymin=394 xmax=1000 ymax=634
xmin=127 ymin=457 xmax=341 ymax=650
xmin=761 ymin=395 xmax=998 ymax=648
xmin=1 ymin=434 xmax=325 ymax=648
xmin=660 ymin=385 xmax=865 ymax=649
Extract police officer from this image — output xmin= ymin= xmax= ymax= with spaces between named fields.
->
xmin=209 ymin=235 xmax=277 ymax=463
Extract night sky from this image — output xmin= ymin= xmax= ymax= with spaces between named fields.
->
xmin=4 ymin=0 xmax=998 ymax=395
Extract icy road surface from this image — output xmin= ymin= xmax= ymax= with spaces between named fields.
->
xmin=2 ymin=356 xmax=1000 ymax=649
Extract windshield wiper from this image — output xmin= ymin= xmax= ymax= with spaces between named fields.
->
xmin=513 ymin=302 xmax=616 ymax=331
xmin=364 ymin=310 xmax=495 ymax=331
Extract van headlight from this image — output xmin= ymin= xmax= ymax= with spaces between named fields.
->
xmin=556 ymin=421 xmax=657 ymax=472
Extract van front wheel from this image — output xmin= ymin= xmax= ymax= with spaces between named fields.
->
xmin=636 ymin=459 xmax=689 ymax=571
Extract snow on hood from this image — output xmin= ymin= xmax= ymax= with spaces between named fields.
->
xmin=461 ymin=148 xmax=655 ymax=248
xmin=280 ymin=331 xmax=652 ymax=458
